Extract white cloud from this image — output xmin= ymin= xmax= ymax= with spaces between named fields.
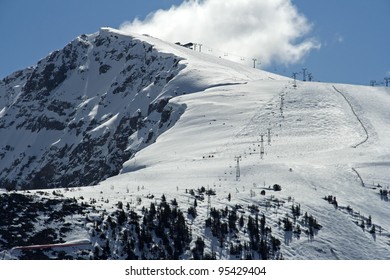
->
xmin=120 ymin=0 xmax=320 ymax=67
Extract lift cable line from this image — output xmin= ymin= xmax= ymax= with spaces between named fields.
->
xmin=186 ymin=42 xmax=260 ymax=68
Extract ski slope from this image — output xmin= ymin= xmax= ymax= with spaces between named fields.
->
xmin=2 ymin=28 xmax=390 ymax=259
xmin=99 ymin=77 xmax=390 ymax=259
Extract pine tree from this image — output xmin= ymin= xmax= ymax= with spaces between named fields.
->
xmin=283 ymin=217 xmax=293 ymax=231
xmin=259 ymin=239 xmax=268 ymax=260
xmin=260 ymin=214 xmax=266 ymax=235
xmin=360 ymin=220 xmax=365 ymax=230
xmin=367 ymin=215 xmax=372 ymax=227
xmin=117 ymin=209 xmax=126 ymax=225
xmin=192 ymin=237 xmax=205 ymax=260
xmin=271 ymin=236 xmax=281 ymax=252
xmin=294 ymin=224 xmax=301 ymax=235
xmin=228 ymin=210 xmax=238 ymax=232
xmin=188 ymin=206 xmax=197 ymax=218
xmin=239 ymin=215 xmax=245 ymax=228
xmin=93 ymin=245 xmax=101 ymax=260
xmin=171 ymin=198 xmax=178 ymax=206
xmin=125 ymin=241 xmax=138 ymax=260
xmin=103 ymin=240 xmax=111 ymax=259
xmin=369 ymin=225 xmax=376 ymax=234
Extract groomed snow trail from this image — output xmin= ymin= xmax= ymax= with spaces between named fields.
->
xmin=332 ymin=85 xmax=369 ymax=148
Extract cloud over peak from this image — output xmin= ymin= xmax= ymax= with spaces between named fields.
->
xmin=120 ymin=0 xmax=320 ymax=67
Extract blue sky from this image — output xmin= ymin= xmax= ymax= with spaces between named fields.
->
xmin=280 ymin=0 xmax=390 ymax=85
xmin=0 ymin=0 xmax=389 ymax=86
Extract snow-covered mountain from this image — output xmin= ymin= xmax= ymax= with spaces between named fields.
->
xmin=0 ymin=27 xmax=283 ymax=190
xmin=0 ymin=28 xmax=192 ymax=189
xmin=1 ymin=27 xmax=390 ymax=260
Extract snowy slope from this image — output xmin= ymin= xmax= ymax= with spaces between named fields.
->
xmin=97 ymin=78 xmax=390 ymax=260
xmin=1 ymin=28 xmax=390 ymax=260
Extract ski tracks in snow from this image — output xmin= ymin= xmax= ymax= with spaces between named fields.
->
xmin=332 ymin=85 xmax=369 ymax=148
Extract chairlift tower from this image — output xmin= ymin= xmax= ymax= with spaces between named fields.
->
xmin=260 ymin=135 xmax=265 ymax=159
xmin=280 ymin=95 xmax=284 ymax=109
xmin=207 ymin=192 xmax=211 ymax=216
xmin=235 ymin=156 xmax=242 ymax=181
xmin=385 ymin=77 xmax=390 ymax=87
xmin=292 ymin=72 xmax=298 ymax=87
xmin=267 ymin=128 xmax=271 ymax=145
xmin=252 ymin=58 xmax=257 ymax=68
xmin=302 ymin=68 xmax=307 ymax=81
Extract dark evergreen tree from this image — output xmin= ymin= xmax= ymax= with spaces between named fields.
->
xmin=102 ymin=240 xmax=111 ymax=259
xmin=125 ymin=241 xmax=138 ymax=260
xmin=271 ymin=236 xmax=281 ymax=252
xmin=360 ymin=220 xmax=365 ymax=230
xmin=93 ymin=245 xmax=101 ymax=260
xmin=293 ymin=224 xmax=301 ymax=235
xmin=239 ymin=214 xmax=245 ymax=228
xmin=188 ymin=206 xmax=197 ymax=218
xmin=203 ymin=250 xmax=217 ymax=260
xmin=117 ymin=209 xmax=126 ymax=225
xmin=260 ymin=214 xmax=266 ymax=235
xmin=283 ymin=217 xmax=293 ymax=231
xmin=228 ymin=210 xmax=238 ymax=232
xmin=259 ymin=239 xmax=268 ymax=260
xmin=367 ymin=215 xmax=372 ymax=227
xmin=171 ymin=198 xmax=178 ymax=206
xmin=292 ymin=204 xmax=301 ymax=217
xmin=192 ymin=237 xmax=205 ymax=260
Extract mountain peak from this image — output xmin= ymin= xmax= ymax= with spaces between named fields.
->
xmin=0 ymin=25 xmax=284 ymax=190
xmin=0 ymin=28 xmax=189 ymax=189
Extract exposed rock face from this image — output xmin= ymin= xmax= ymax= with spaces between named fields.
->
xmin=0 ymin=28 xmax=186 ymax=189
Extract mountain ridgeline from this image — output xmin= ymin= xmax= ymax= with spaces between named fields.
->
xmin=0 ymin=28 xmax=187 ymax=190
